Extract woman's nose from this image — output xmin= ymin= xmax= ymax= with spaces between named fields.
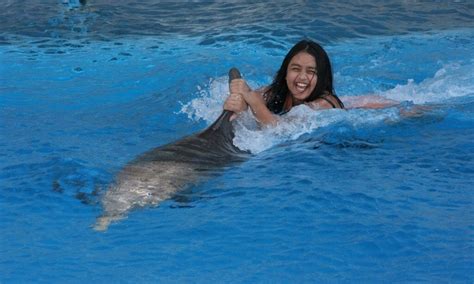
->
xmin=297 ymin=71 xmax=310 ymax=81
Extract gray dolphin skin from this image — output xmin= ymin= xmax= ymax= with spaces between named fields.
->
xmin=94 ymin=68 xmax=247 ymax=231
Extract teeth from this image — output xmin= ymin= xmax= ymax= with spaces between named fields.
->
xmin=296 ymin=83 xmax=307 ymax=91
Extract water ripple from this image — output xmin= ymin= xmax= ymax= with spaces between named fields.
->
xmin=2 ymin=1 xmax=473 ymax=48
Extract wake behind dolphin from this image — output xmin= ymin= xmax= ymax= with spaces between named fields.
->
xmin=94 ymin=69 xmax=247 ymax=231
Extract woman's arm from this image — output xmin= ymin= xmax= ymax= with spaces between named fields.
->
xmin=242 ymin=91 xmax=277 ymax=125
xmin=340 ymin=95 xmax=432 ymax=117
xmin=228 ymin=79 xmax=277 ymax=126
xmin=340 ymin=95 xmax=399 ymax=109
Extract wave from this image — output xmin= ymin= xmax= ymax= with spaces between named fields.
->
xmin=380 ymin=62 xmax=474 ymax=104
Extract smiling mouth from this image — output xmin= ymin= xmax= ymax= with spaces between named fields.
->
xmin=295 ymin=82 xmax=308 ymax=93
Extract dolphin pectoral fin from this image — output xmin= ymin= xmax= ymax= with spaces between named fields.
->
xmin=93 ymin=214 xmax=124 ymax=232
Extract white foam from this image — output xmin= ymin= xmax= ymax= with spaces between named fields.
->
xmin=180 ymin=76 xmax=262 ymax=124
xmin=180 ymin=76 xmax=229 ymax=124
xmin=232 ymin=105 xmax=399 ymax=154
xmin=379 ymin=63 xmax=474 ymax=104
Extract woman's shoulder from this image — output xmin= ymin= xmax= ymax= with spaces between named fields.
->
xmin=309 ymin=92 xmax=344 ymax=109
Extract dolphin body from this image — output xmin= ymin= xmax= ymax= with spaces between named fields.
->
xmin=94 ymin=69 xmax=247 ymax=231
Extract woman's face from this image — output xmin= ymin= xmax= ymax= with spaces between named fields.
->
xmin=285 ymin=51 xmax=317 ymax=102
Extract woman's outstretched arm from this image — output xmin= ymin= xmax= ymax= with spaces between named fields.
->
xmin=341 ymin=95 xmax=432 ymax=117
xmin=341 ymin=95 xmax=399 ymax=109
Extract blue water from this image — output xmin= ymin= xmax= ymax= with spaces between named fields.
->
xmin=1 ymin=1 xmax=474 ymax=283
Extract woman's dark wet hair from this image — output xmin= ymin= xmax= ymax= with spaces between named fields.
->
xmin=265 ymin=39 xmax=343 ymax=113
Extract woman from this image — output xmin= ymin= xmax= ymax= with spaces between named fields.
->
xmin=224 ymin=39 xmax=398 ymax=125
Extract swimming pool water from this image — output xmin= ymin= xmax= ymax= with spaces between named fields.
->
xmin=1 ymin=1 xmax=474 ymax=283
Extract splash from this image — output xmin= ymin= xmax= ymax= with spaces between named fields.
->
xmin=179 ymin=29 xmax=473 ymax=154
xmin=180 ymin=79 xmax=400 ymax=154
xmin=380 ymin=62 xmax=474 ymax=104
xmin=180 ymin=75 xmax=263 ymax=124
xmin=180 ymin=76 xmax=230 ymax=124
xmin=233 ymin=105 xmax=400 ymax=153
xmin=180 ymin=64 xmax=472 ymax=154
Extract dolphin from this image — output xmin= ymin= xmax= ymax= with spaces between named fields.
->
xmin=94 ymin=68 xmax=247 ymax=231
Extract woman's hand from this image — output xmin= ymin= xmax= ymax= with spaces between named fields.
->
xmin=224 ymin=93 xmax=248 ymax=121
xmin=230 ymin=78 xmax=268 ymax=107
xmin=224 ymin=78 xmax=251 ymax=121
xmin=229 ymin=79 xmax=251 ymax=97
xmin=399 ymin=104 xmax=433 ymax=118
xmin=226 ymin=78 xmax=277 ymax=125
